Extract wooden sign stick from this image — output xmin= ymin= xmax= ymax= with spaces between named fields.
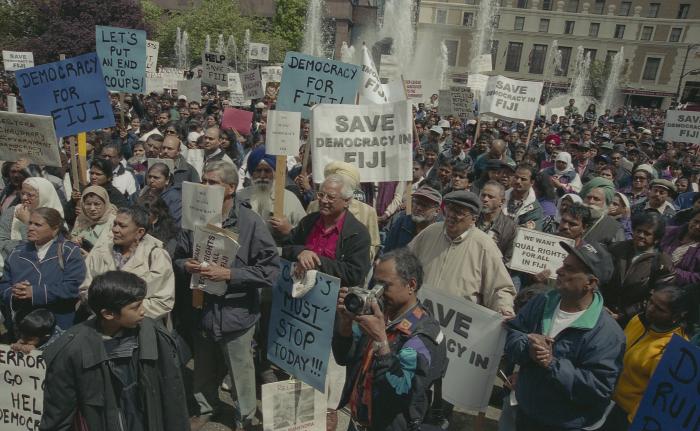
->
xmin=273 ymin=155 xmax=287 ymax=218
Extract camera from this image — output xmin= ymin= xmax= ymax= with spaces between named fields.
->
xmin=344 ymin=284 xmax=384 ymax=316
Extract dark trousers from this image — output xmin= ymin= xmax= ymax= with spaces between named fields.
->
xmin=516 ymin=409 xmax=580 ymax=431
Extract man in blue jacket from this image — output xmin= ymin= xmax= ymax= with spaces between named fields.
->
xmin=504 ymin=241 xmax=625 ymax=431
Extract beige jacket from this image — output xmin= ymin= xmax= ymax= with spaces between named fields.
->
xmin=409 ymin=223 xmax=515 ymax=314
xmin=80 ymin=234 xmax=176 ymax=323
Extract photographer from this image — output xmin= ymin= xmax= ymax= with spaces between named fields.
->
xmin=333 ymin=248 xmax=447 ymax=431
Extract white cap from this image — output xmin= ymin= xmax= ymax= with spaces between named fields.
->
xmin=429 ymin=126 xmax=443 ymax=134
xmin=178 ymin=95 xmax=187 ymax=101
xmin=187 ymin=131 xmax=202 ymax=143
xmin=438 ymin=119 xmax=451 ymax=128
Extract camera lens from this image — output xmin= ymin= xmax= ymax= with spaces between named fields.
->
xmin=344 ymin=293 xmax=363 ymax=314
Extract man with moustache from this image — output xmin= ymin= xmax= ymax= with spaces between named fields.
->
xmin=382 ymin=186 xmax=442 ymax=253
xmin=477 ymin=181 xmax=517 ymax=262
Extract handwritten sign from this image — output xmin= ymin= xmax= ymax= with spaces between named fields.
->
xmin=509 ymin=228 xmax=574 ymax=278
xmin=225 ymin=73 xmax=250 ymax=106
xmin=481 ymin=75 xmax=543 ymax=121
xmin=262 ymin=380 xmax=326 ymax=431
xmin=2 ymin=51 xmax=34 ymax=72
xmin=146 ymin=40 xmax=159 ymax=75
xmin=451 ymin=86 xmax=475 ymax=121
xmin=438 ymin=90 xmax=453 ymax=117
xmin=249 ymin=42 xmax=270 ymax=61
xmin=0 ymin=345 xmax=45 ymax=431
xmin=16 ymin=52 xmax=114 ymax=137
xmin=266 ymin=110 xmax=302 ymax=156
xmin=404 ymin=79 xmax=423 ymax=101
xmin=277 ymin=52 xmax=360 ymax=119
xmin=311 ymin=100 xmax=413 ymax=182
xmin=202 ymin=52 xmax=229 ymax=87
xmin=241 ymin=68 xmax=264 ymax=100
xmin=630 ymin=335 xmax=700 ymax=431
xmin=0 ymin=112 xmax=61 ymax=167
xmin=221 ymin=108 xmax=253 ymax=135
xmin=191 ymin=224 xmax=240 ymax=296
xmin=177 ymin=79 xmax=202 ymax=104
xmin=663 ymin=110 xmax=700 ymax=145
xmin=267 ymin=260 xmax=340 ymax=392
xmin=181 ymin=181 xmax=225 ymax=231
xmin=96 ymin=25 xmax=147 ymax=93
xmin=420 ymin=287 xmax=506 ymax=411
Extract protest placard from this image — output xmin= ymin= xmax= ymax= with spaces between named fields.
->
xmin=404 ymin=79 xmax=423 ymax=101
xmin=6 ymin=96 xmax=17 ymax=113
xmin=277 ymin=52 xmax=360 ymax=119
xmin=191 ymin=224 xmax=240 ymax=296
xmin=146 ymin=40 xmax=159 ymax=74
xmin=262 ymin=380 xmax=326 ymax=431
xmin=181 ymin=181 xmax=225 ymax=231
xmin=221 ymin=108 xmax=253 ymax=134
xmin=419 ymin=287 xmax=506 ymax=411
xmin=663 ymin=110 xmax=700 ymax=145
xmin=629 ymin=335 xmax=700 ymax=431
xmin=472 ymin=54 xmax=493 ymax=73
xmin=508 ymin=228 xmax=574 ymax=278
xmin=451 ymin=86 xmax=475 ymax=121
xmin=261 ymin=66 xmax=283 ymax=88
xmin=241 ymin=68 xmax=264 ymax=100
xmin=266 ymin=110 xmax=302 ymax=156
xmin=16 ymin=52 xmax=114 ymax=137
xmin=161 ymin=67 xmax=184 ymax=89
xmin=177 ymin=79 xmax=202 ymax=104
xmin=202 ymin=52 xmax=229 ymax=87
xmin=481 ymin=75 xmax=543 ymax=121
xmin=183 ymin=147 xmax=204 ymax=177
xmin=311 ymin=100 xmax=413 ymax=183
xmin=267 ymin=260 xmax=340 ymax=392
xmin=0 ymin=345 xmax=45 ymax=431
xmin=146 ymin=157 xmax=174 ymax=171
xmin=0 ymin=112 xmax=61 ymax=167
xmin=96 ymin=25 xmax=147 ymax=93
xmin=359 ymin=45 xmax=389 ymax=104
xmin=438 ymin=90 xmax=453 ymax=118
xmin=2 ymin=51 xmax=34 ymax=72
xmin=249 ymin=43 xmax=270 ymax=61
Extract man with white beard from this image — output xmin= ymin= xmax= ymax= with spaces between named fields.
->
xmin=579 ymin=177 xmax=626 ymax=247
xmin=381 ymin=186 xmax=442 ymax=253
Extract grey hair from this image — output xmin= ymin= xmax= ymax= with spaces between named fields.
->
xmin=483 ymin=180 xmax=505 ymax=198
xmin=379 ymin=247 xmax=424 ymax=290
xmin=203 ymin=161 xmax=239 ymax=187
xmin=323 ymin=173 xmax=353 ymax=199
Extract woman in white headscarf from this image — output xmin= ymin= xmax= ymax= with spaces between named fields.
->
xmin=0 ymin=177 xmax=64 ymax=260
xmin=542 ymin=193 xmax=583 ymax=234
xmin=543 ymin=151 xmax=583 ymax=196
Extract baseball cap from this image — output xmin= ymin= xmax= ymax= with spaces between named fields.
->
xmin=559 ymin=241 xmax=614 ymax=284
xmin=429 ymin=126 xmax=443 ymax=135
xmin=443 ymin=190 xmax=481 ymax=215
xmin=413 ymin=186 xmax=442 ymax=206
xmin=438 ymin=119 xmax=451 ymax=129
xmin=178 ymin=95 xmax=187 ymax=101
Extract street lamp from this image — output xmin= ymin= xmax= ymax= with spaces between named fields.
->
xmin=676 ymin=43 xmax=700 ymax=101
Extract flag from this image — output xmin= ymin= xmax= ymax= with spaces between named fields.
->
xmin=359 ymin=45 xmax=390 ymax=104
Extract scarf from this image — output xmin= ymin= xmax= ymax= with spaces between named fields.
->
xmin=72 ymin=186 xmax=118 ymax=234
xmin=11 ymin=177 xmax=64 ymax=240
xmin=554 ymin=151 xmax=575 ymax=175
xmin=555 ymin=193 xmax=583 ymax=222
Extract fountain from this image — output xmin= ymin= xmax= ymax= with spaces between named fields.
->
xmin=205 ymin=35 xmax=211 ymax=53
xmin=469 ymin=0 xmax=500 ymax=72
xmin=569 ymin=46 xmax=591 ymax=105
xmin=216 ymin=34 xmax=225 ymax=54
xmin=379 ymin=0 xmax=416 ymax=72
xmin=601 ymin=47 xmax=625 ymax=113
xmin=302 ymin=0 xmax=330 ymax=58
xmin=551 ymin=40 xmax=563 ymax=76
xmin=227 ymin=35 xmax=238 ymax=71
xmin=244 ymin=29 xmax=251 ymax=69
xmin=174 ymin=27 xmax=190 ymax=70
xmin=437 ymin=42 xmax=449 ymax=90
xmin=340 ymin=42 xmax=356 ymax=64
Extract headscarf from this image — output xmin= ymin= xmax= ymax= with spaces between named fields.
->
xmin=72 ymin=186 xmax=117 ymax=232
xmin=324 ymin=161 xmax=361 ymax=190
xmin=11 ymin=177 xmax=64 ymax=240
xmin=579 ymin=177 xmax=616 ymax=206
xmin=246 ymin=146 xmax=276 ymax=174
xmin=554 ymin=151 xmax=575 ymax=175
xmin=555 ymin=193 xmax=583 ymax=222
xmin=614 ymin=191 xmax=630 ymax=210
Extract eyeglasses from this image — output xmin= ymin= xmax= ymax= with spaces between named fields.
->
xmin=633 ymin=176 xmax=647 ymax=182
xmin=316 ymin=192 xmax=342 ymax=203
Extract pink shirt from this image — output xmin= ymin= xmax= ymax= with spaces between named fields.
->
xmin=304 ymin=212 xmax=347 ymax=259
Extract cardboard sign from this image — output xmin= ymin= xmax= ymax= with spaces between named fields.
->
xmin=277 ymin=52 xmax=360 ymax=119
xmin=177 ymin=79 xmax=202 ymax=104
xmin=663 ymin=110 xmax=700 ymax=145
xmin=262 ymin=380 xmax=326 ymax=431
xmin=202 ymin=52 xmax=229 ymax=87
xmin=0 ymin=112 xmax=61 ymax=167
xmin=191 ymin=224 xmax=240 ymax=296
xmin=629 ymin=335 xmax=700 ymax=431
xmin=419 ymin=287 xmax=506 ymax=411
xmin=267 ymin=260 xmax=340 ymax=392
xmin=2 ymin=51 xmax=34 ymax=72
xmin=438 ymin=90 xmax=453 ymax=117
xmin=16 ymin=52 xmax=114 ymax=137
xmin=508 ymin=228 xmax=574 ymax=278
xmin=481 ymin=75 xmax=543 ymax=121
xmin=221 ymin=108 xmax=253 ymax=134
xmin=96 ymin=25 xmax=147 ymax=93
xmin=241 ymin=68 xmax=264 ymax=100
xmin=359 ymin=45 xmax=389 ymax=104
xmin=146 ymin=40 xmax=159 ymax=74
xmin=181 ymin=181 xmax=225 ymax=231
xmin=161 ymin=67 xmax=184 ymax=89
xmin=404 ymin=79 xmax=424 ymax=101
xmin=266 ymin=110 xmax=302 ymax=156
xmin=311 ymin=100 xmax=413 ymax=182
xmin=249 ymin=42 xmax=270 ymax=61
xmin=467 ymin=73 xmax=489 ymax=100
xmin=451 ymin=86 xmax=475 ymax=121
xmin=261 ymin=66 xmax=283 ymax=86
xmin=0 ymin=345 xmax=46 ymax=431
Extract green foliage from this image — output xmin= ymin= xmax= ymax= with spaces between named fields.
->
xmin=588 ymin=60 xmax=608 ymax=100
xmin=273 ymin=0 xmax=308 ymax=50
xmin=140 ymin=0 xmax=164 ymax=27
xmin=0 ymin=1 xmax=43 ymax=50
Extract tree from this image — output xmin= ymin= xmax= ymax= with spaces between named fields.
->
xmin=272 ymin=0 xmax=308 ymax=51
xmin=588 ymin=60 xmax=609 ymax=100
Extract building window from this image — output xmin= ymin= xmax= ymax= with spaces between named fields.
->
xmin=515 ymin=16 xmax=525 ymax=31
xmin=436 ymin=9 xmax=447 ymax=24
xmin=556 ymin=46 xmax=573 ymax=76
xmin=648 ymin=3 xmax=660 ymax=18
xmin=490 ymin=40 xmax=499 ymax=70
xmin=516 ymin=0 xmax=528 ymax=8
xmin=614 ymin=25 xmax=625 ymax=39
xmin=669 ymin=28 xmax=683 ymax=42
xmin=529 ymin=44 xmax=548 ymax=74
xmin=619 ymin=1 xmax=631 ymax=15
xmin=640 ymin=26 xmax=653 ymax=41
xmin=678 ymin=4 xmax=690 ymax=19
xmin=564 ymin=21 xmax=575 ymax=34
xmin=589 ymin=23 xmax=600 ymax=37
xmin=463 ymin=12 xmax=474 ymax=27
xmin=642 ymin=57 xmax=661 ymax=81
xmin=542 ymin=0 xmax=553 ymax=10
xmin=605 ymin=50 xmax=617 ymax=67
xmin=444 ymin=40 xmax=459 ymax=66
xmin=565 ymin=0 xmax=579 ymax=12
xmin=584 ymin=48 xmax=597 ymax=62
xmin=539 ymin=18 xmax=550 ymax=32
xmin=505 ymin=42 xmax=523 ymax=72
xmin=593 ymin=0 xmax=605 ymax=14
xmin=492 ymin=14 xmax=501 ymax=28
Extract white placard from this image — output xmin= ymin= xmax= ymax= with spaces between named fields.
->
xmin=161 ymin=67 xmax=185 ymax=89
xmin=0 ymin=345 xmax=45 ymax=431
xmin=181 ymin=181 xmax=225 ymax=231
xmin=481 ymin=75 xmax=544 ymax=121
xmin=146 ymin=40 xmax=159 ymax=74
xmin=472 ymin=54 xmax=493 ymax=73
xmin=177 ymin=79 xmax=202 ymax=104
xmin=202 ymin=52 xmax=229 ymax=87
xmin=249 ymin=42 xmax=270 ymax=61
xmin=191 ymin=224 xmax=240 ymax=296
xmin=262 ymin=380 xmax=326 ymax=431
xmin=404 ymin=78 xmax=423 ymax=101
xmin=7 ymin=95 xmax=17 ymax=113
xmin=241 ymin=68 xmax=264 ymax=100
xmin=663 ymin=110 xmax=700 ymax=145
xmin=508 ymin=228 xmax=575 ymax=278
xmin=0 ymin=111 xmax=61 ymax=167
xmin=3 ymin=51 xmax=34 ymax=71
xmin=266 ymin=110 xmax=302 ymax=156
xmin=359 ymin=45 xmax=389 ymax=104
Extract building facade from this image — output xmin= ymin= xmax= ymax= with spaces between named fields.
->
xmin=416 ymin=0 xmax=700 ymax=108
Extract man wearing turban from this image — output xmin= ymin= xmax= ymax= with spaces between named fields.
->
xmin=580 ymin=177 xmax=626 ymax=246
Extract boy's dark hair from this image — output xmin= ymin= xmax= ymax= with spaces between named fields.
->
xmin=18 ymin=309 xmax=55 ymax=344
xmin=88 ymin=271 xmax=147 ymax=316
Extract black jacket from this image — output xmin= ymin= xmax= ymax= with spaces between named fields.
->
xmin=40 ymin=318 xmax=190 ymax=431
xmin=281 ymin=210 xmax=371 ymax=287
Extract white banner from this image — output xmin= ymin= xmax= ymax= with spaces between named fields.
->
xmin=262 ymin=380 xmax=325 ymax=431
xmin=311 ymin=100 xmax=413 ymax=182
xmin=202 ymin=52 xmax=229 ymax=87
xmin=359 ymin=45 xmax=389 ymax=104
xmin=241 ymin=68 xmax=264 ymax=100
xmin=508 ymin=228 xmax=574 ymax=278
xmin=663 ymin=110 xmax=700 ymax=145
xmin=2 ymin=51 xmax=34 ymax=72
xmin=419 ymin=288 xmax=506 ymax=411
xmin=0 ymin=112 xmax=61 ymax=167
xmin=0 ymin=345 xmax=45 ymax=431
xmin=266 ymin=110 xmax=302 ymax=156
xmin=181 ymin=181 xmax=225 ymax=231
xmin=191 ymin=224 xmax=240 ymax=296
xmin=249 ymin=42 xmax=270 ymax=61
xmin=177 ymin=79 xmax=202 ymax=104
xmin=146 ymin=40 xmax=159 ymax=75
xmin=481 ymin=75 xmax=543 ymax=121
